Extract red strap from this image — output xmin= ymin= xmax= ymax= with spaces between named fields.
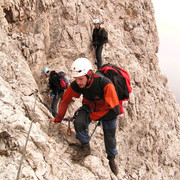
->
xmin=101 ymin=66 xmax=119 ymax=75
xmin=119 ymin=100 xmax=123 ymax=114
xmin=120 ymin=68 xmax=132 ymax=93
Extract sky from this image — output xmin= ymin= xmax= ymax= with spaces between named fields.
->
xmin=152 ymin=0 xmax=180 ymax=103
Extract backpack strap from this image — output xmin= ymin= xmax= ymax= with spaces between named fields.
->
xmin=95 ymin=70 xmax=106 ymax=78
xmin=119 ymin=68 xmax=132 ymax=94
xmin=100 ymin=66 xmax=119 ymax=76
xmin=98 ymin=27 xmax=104 ymax=35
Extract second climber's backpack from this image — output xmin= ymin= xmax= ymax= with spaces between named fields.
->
xmin=57 ymin=71 xmax=69 ymax=90
xmin=96 ymin=63 xmax=132 ymax=114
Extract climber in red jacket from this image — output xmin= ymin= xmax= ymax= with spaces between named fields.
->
xmin=50 ymin=58 xmax=119 ymax=175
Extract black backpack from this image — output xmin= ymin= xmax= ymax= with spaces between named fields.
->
xmin=99 ymin=28 xmax=108 ymax=43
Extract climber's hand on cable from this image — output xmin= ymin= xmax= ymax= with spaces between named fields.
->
xmin=50 ymin=118 xmax=58 ymax=125
xmin=50 ymin=115 xmax=62 ymax=124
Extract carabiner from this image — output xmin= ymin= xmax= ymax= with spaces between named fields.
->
xmin=67 ymin=127 xmax=71 ymax=136
xmin=67 ymin=117 xmax=72 ymax=136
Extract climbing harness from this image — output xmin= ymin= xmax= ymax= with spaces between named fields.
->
xmin=77 ymin=105 xmax=101 ymax=140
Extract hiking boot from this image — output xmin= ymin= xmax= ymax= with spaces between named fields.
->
xmin=108 ymin=156 xmax=118 ymax=176
xmin=72 ymin=143 xmax=91 ymax=161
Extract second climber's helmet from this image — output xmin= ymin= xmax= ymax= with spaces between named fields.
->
xmin=71 ymin=58 xmax=92 ymax=77
xmin=42 ymin=67 xmax=50 ymax=74
xmin=93 ymin=19 xmax=100 ymax=24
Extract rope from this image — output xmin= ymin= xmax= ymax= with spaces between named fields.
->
xmin=16 ymin=93 xmax=37 ymax=180
xmin=33 ymin=90 xmax=64 ymax=120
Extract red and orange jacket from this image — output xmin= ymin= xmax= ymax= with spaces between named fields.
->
xmin=55 ymin=74 xmax=120 ymax=122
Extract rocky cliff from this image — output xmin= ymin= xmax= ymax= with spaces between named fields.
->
xmin=0 ymin=0 xmax=180 ymax=179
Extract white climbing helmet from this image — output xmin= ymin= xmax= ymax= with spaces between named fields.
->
xmin=42 ymin=67 xmax=50 ymax=74
xmin=71 ymin=58 xmax=92 ymax=77
xmin=93 ymin=19 xmax=100 ymax=24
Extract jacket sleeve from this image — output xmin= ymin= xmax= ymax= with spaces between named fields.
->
xmin=55 ymin=85 xmax=80 ymax=122
xmin=89 ymin=83 xmax=120 ymax=121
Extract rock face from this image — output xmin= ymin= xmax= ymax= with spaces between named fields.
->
xmin=0 ymin=0 xmax=180 ymax=179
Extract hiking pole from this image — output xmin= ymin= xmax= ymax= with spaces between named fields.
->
xmin=89 ymin=121 xmax=101 ymax=139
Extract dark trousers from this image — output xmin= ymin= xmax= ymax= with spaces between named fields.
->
xmin=95 ymin=44 xmax=103 ymax=69
xmin=74 ymin=104 xmax=118 ymax=157
xmin=51 ymin=92 xmax=63 ymax=117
